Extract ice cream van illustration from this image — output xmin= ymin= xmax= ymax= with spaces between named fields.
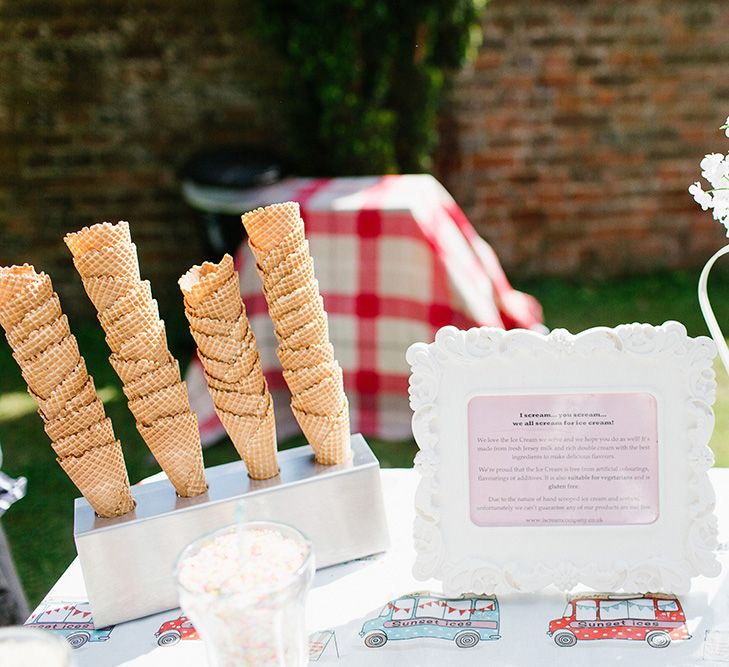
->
xmin=25 ymin=602 xmax=113 ymax=649
xmin=155 ymin=615 xmax=199 ymax=646
xmin=360 ymin=592 xmax=500 ymax=648
xmin=548 ymin=593 xmax=690 ymax=648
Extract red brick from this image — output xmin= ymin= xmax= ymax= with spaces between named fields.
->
xmin=0 ymin=1 xmax=277 ymax=316
xmin=438 ymin=0 xmax=729 ymax=278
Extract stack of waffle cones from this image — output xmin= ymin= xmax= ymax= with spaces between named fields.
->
xmin=179 ymin=255 xmax=278 ymax=479
xmin=241 ymin=202 xmax=351 ymax=465
xmin=64 ymin=222 xmax=207 ymax=497
xmin=0 ymin=265 xmax=134 ymax=518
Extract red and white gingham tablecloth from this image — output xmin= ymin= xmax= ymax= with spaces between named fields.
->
xmin=185 ymin=174 xmax=543 ymax=443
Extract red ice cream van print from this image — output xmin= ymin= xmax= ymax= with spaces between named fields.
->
xmin=155 ymin=614 xmax=339 ymax=659
xmin=155 ymin=616 xmax=199 ymax=646
xmin=548 ymin=593 xmax=690 ymax=648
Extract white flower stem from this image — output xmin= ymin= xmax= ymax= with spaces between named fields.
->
xmin=698 ymin=244 xmax=729 ymax=375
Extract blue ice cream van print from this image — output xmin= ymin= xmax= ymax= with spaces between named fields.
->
xmin=360 ymin=592 xmax=500 ymax=648
xmin=25 ymin=602 xmax=114 ymax=649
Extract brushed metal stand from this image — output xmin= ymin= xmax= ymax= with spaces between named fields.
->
xmin=73 ymin=434 xmax=389 ymax=628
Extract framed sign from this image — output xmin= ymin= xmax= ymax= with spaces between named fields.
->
xmin=406 ymin=322 xmax=720 ymax=594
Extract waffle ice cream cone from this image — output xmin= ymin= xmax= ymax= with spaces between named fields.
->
xmin=292 ymin=403 xmax=351 ymax=465
xmin=73 ymin=242 xmax=140 ymax=280
xmin=208 ymin=360 xmax=269 ymax=398
xmin=98 ymin=280 xmax=153 ymax=326
xmin=192 ymin=329 xmax=252 ymax=364
xmin=179 ymin=254 xmax=236 ymax=309
xmin=260 ymin=243 xmax=313 ymax=289
xmin=82 ymin=276 xmax=138 ymax=312
xmin=10 ymin=314 xmax=70 ymax=361
xmin=240 ymin=400 xmax=278 ymax=479
xmin=44 ymin=399 xmax=106 ymax=441
xmin=109 ymin=354 xmax=167 ymax=384
xmin=208 ymin=388 xmax=269 ymax=416
xmin=1 ymin=284 xmax=55 ymax=332
xmin=117 ymin=323 xmax=169 ymax=363
xmin=187 ymin=312 xmax=248 ymax=338
xmin=64 ymin=221 xmax=132 ymax=256
xmin=185 ymin=274 xmax=241 ymax=321
xmin=128 ymin=381 xmax=191 ymax=426
xmin=242 ymin=201 xmax=303 ymax=252
xmin=203 ymin=371 xmax=247 ymax=393
xmin=0 ymin=265 xmax=135 ymax=518
xmin=217 ymin=400 xmax=278 ymax=479
xmin=2 ymin=264 xmax=44 ymax=309
xmin=20 ymin=335 xmax=81 ymax=398
xmin=32 ymin=366 xmax=91 ymax=420
xmin=122 ymin=358 xmax=181 ymax=401
xmin=105 ymin=302 xmax=161 ymax=352
xmin=8 ymin=294 xmax=63 ymax=345
xmin=263 ymin=262 xmax=317 ymax=303
xmin=268 ymin=280 xmax=324 ymax=321
xmin=267 ymin=281 xmax=321 ymax=319
xmin=180 ymin=256 xmax=278 ymax=478
xmin=58 ymin=441 xmax=135 ymax=518
xmin=136 ymin=413 xmax=207 ymax=497
xmin=278 ymin=313 xmax=330 ymax=350
xmin=291 ymin=375 xmax=345 ymax=416
xmin=103 ymin=293 xmax=159 ymax=331
xmin=253 ymin=226 xmax=307 ymax=272
xmin=276 ymin=343 xmax=335 ymax=371
xmin=55 ymin=377 xmax=99 ymax=418
xmin=52 ymin=417 xmax=116 ymax=458
xmin=241 ymin=202 xmax=351 ymax=465
xmin=0 ymin=265 xmax=40 ymax=303
xmin=273 ymin=297 xmax=325 ymax=337
xmin=202 ymin=372 xmax=241 ymax=394
xmin=65 ymin=221 xmax=207 ymax=498
xmin=198 ymin=351 xmax=256 ymax=384
xmin=283 ymin=360 xmax=341 ymax=396
xmin=229 ymin=360 xmax=265 ymax=395
xmin=190 ymin=315 xmax=250 ymax=346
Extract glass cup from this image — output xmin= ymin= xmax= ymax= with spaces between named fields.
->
xmin=176 ymin=521 xmax=314 ymax=667
xmin=0 ymin=627 xmax=75 ymax=667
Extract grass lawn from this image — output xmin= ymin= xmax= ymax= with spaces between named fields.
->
xmin=2 ymin=268 xmax=729 ymax=607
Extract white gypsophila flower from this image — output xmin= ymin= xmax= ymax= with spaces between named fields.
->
xmin=689 ymin=182 xmax=712 ymax=211
xmin=700 ymin=153 xmax=728 ymax=187
xmin=690 ymin=119 xmax=729 ymax=236
xmin=712 ymin=190 xmax=729 ymax=235
xmin=713 ymin=189 xmax=729 ymax=215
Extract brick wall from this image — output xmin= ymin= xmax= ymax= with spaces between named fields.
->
xmin=438 ymin=0 xmax=729 ymax=278
xmin=3 ymin=1 xmax=729 ymax=314
xmin=0 ymin=0 xmax=281 ymax=316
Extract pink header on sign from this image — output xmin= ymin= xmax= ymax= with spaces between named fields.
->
xmin=468 ymin=392 xmax=659 ymax=527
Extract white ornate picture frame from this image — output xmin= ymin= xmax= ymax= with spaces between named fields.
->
xmin=406 ymin=322 xmax=720 ymax=594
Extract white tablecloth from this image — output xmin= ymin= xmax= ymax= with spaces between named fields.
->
xmin=27 ymin=469 xmax=729 ymax=666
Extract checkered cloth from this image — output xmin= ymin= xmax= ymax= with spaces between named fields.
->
xmin=185 ymin=174 xmax=543 ymax=443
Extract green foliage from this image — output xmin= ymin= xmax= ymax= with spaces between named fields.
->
xmin=256 ymin=0 xmax=487 ymax=175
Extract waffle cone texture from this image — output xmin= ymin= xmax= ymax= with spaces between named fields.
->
xmin=179 ymin=255 xmax=279 ymax=480
xmin=241 ymin=203 xmax=351 ymax=465
xmin=64 ymin=222 xmax=206 ymax=497
xmin=0 ymin=265 xmax=134 ymax=518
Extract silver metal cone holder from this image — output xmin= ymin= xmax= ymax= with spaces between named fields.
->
xmin=73 ymin=434 xmax=389 ymax=628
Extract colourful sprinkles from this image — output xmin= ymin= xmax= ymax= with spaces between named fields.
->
xmin=176 ymin=524 xmax=311 ymax=667
xmin=178 ymin=526 xmax=307 ymax=597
